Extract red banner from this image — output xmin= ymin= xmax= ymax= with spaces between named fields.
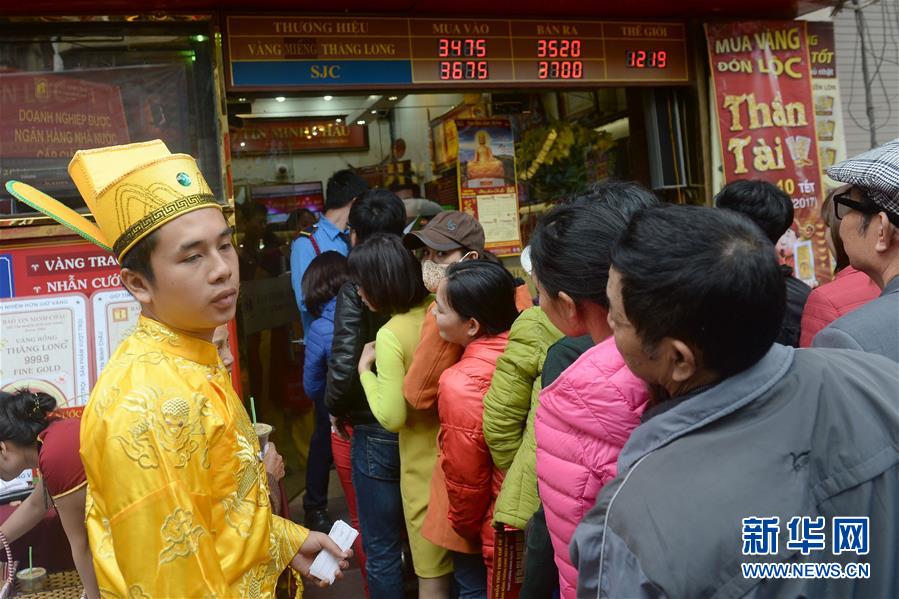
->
xmin=231 ymin=119 xmax=368 ymax=154
xmin=0 ymin=73 xmax=129 ymax=159
xmin=706 ymin=21 xmax=830 ymax=285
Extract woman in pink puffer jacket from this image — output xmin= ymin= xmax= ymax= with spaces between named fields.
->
xmin=536 ymin=338 xmax=648 ymax=598
xmin=526 ymin=182 xmax=656 ymax=598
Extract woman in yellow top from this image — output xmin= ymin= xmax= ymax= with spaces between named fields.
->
xmin=354 ymin=234 xmax=453 ymax=598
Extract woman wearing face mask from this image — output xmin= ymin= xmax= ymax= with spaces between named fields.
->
xmin=429 ymin=261 xmax=520 ymax=598
xmin=402 ymin=211 xmax=533 ymax=413
xmin=353 ymin=234 xmax=453 ymax=599
xmin=0 ymin=389 xmax=99 ymax=599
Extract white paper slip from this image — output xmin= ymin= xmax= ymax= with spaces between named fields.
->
xmin=308 ymin=520 xmax=359 ymax=584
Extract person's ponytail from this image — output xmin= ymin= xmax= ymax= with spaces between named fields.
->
xmin=0 ymin=389 xmax=57 ymax=446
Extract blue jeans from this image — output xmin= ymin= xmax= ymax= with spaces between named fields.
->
xmin=303 ymin=392 xmax=332 ymax=512
xmin=351 ymin=423 xmax=404 ymax=599
xmin=453 ymin=551 xmax=487 ymax=599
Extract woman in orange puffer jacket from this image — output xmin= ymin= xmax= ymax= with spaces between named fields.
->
xmin=428 ymin=261 xmax=521 ymax=599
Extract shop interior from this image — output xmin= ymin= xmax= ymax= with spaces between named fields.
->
xmin=227 ymin=86 xmax=705 ymax=496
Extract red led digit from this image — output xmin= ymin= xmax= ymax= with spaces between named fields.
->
xmin=476 ymin=39 xmax=487 ymax=58
xmin=571 ymin=39 xmax=582 ymax=58
xmin=440 ymin=61 xmax=450 ymax=79
xmin=572 ymin=60 xmax=583 ymax=78
xmin=548 ymin=40 xmax=558 ymax=58
xmin=538 ymin=61 xmax=548 ymax=79
xmin=657 ymin=50 xmax=667 ymax=68
xmin=477 ymin=61 xmax=488 ymax=79
xmin=451 ymin=39 xmax=462 ymax=57
xmin=560 ymin=39 xmax=570 ymax=58
xmin=537 ymin=39 xmax=547 ymax=57
xmin=452 ymin=61 xmax=463 ymax=79
xmin=438 ymin=39 xmax=449 ymax=58
xmin=636 ymin=50 xmax=646 ymax=67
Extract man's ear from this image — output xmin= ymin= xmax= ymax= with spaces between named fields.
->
xmin=121 ymin=268 xmax=153 ymax=304
xmin=669 ymin=339 xmax=698 ymax=384
xmin=875 ymin=213 xmax=898 ymax=253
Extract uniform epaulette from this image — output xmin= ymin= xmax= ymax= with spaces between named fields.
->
xmin=294 ymin=224 xmax=318 ymax=241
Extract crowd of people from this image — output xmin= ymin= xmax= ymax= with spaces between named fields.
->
xmin=282 ymin=138 xmax=899 ymax=599
xmin=0 ymin=134 xmax=897 ymax=599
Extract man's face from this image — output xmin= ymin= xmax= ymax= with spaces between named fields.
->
xmin=839 ymin=187 xmax=877 ymax=272
xmin=127 ymin=208 xmax=239 ymax=340
xmin=606 ymin=267 xmax=665 ymax=385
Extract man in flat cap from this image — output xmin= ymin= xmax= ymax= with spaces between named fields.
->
xmin=812 ymin=138 xmax=899 ymax=362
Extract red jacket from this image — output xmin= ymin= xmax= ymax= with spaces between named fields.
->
xmin=434 ymin=333 xmax=509 ymax=575
xmin=799 ymin=266 xmax=880 ymax=347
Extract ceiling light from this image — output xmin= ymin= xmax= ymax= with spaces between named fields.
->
xmin=323 ymin=95 xmax=333 ymax=101
xmin=368 ymin=95 xmax=378 ymax=100
xmin=356 ymin=120 xmax=366 ymax=125
xmin=335 ymin=118 xmax=342 ymax=123
xmin=370 ymin=109 xmax=377 ymax=114
xmin=239 ymin=141 xmax=246 ymax=147
xmin=238 ymin=97 xmax=247 ymax=102
xmin=275 ymin=96 xmax=286 ymax=102
xmin=388 ymin=96 xmax=398 ymax=101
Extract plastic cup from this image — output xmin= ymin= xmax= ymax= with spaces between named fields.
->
xmin=254 ymin=422 xmax=273 ymax=451
xmin=17 ymin=566 xmax=47 ymax=592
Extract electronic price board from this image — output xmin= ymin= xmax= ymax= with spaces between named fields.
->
xmin=225 ymin=16 xmax=690 ymax=90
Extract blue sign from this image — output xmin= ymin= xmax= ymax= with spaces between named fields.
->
xmin=0 ymin=254 xmax=13 ymax=298
xmin=231 ymin=60 xmax=414 ymax=88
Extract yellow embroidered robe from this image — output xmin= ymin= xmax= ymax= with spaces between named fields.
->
xmin=80 ymin=316 xmax=308 ymax=598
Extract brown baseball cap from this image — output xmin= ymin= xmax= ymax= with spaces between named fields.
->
xmin=404 ymin=210 xmax=485 ymax=252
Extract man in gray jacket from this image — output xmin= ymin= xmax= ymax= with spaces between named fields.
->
xmin=573 ymin=205 xmax=899 ymax=598
xmin=812 ymin=138 xmax=899 ymax=362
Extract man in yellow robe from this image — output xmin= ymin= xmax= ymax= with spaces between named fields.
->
xmin=6 ymin=140 xmax=348 ymax=598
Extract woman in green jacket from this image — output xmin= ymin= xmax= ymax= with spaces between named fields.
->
xmin=482 ymin=306 xmax=563 ymax=530
xmin=354 ymin=234 xmax=453 ymax=598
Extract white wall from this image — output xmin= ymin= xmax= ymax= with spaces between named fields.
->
xmin=804 ymin=5 xmax=899 ymax=156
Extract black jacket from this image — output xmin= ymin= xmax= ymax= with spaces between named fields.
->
xmin=778 ymin=265 xmax=811 ymax=347
xmin=324 ymin=281 xmax=390 ymax=425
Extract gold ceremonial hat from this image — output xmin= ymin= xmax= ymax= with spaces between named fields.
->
xmin=5 ymin=140 xmax=222 ymax=260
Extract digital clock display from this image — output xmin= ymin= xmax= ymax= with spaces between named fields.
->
xmin=625 ymin=50 xmax=668 ymax=68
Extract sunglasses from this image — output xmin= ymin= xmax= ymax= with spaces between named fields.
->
xmin=833 ymin=190 xmax=899 ymax=227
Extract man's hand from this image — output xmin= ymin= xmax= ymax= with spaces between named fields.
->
xmin=291 ymin=531 xmax=352 ymax=587
xmin=262 ymin=443 xmax=285 ymax=481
